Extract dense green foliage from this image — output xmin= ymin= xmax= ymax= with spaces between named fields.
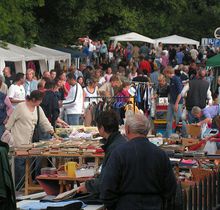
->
xmin=0 ymin=0 xmax=220 ymax=46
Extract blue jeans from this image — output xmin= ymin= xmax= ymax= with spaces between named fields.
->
xmin=15 ymin=158 xmax=26 ymax=190
xmin=15 ymin=157 xmax=45 ymax=190
xmin=164 ymin=104 xmax=183 ymax=138
xmin=67 ymin=114 xmax=82 ymax=125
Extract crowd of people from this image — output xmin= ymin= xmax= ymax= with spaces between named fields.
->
xmin=0 ymin=41 xmax=220 ymax=141
xmin=0 ymin=39 xmax=220 ymax=209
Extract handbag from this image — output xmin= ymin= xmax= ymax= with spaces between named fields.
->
xmin=1 ymin=130 xmax=14 ymax=147
xmin=203 ymin=141 xmax=217 ymax=154
xmin=32 ymin=106 xmax=40 ymax=143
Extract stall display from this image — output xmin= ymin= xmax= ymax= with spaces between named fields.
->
xmin=12 ymin=127 xmax=104 ymax=157
xmin=12 ymin=125 xmax=220 ymax=210
xmin=11 ymin=126 xmax=105 ymax=195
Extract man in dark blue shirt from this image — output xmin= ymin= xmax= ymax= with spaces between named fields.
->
xmin=164 ymin=66 xmax=183 ymax=138
xmin=100 ymin=113 xmax=176 ymax=210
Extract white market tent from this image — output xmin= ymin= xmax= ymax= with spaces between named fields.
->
xmin=154 ymin=35 xmax=200 ymax=48
xmin=109 ymin=32 xmax=155 ymax=46
xmin=6 ymin=43 xmax=46 ymax=62
xmin=5 ymin=42 xmax=47 ymax=74
xmin=0 ymin=47 xmax=24 ymax=75
xmin=30 ymin=45 xmax=71 ymax=71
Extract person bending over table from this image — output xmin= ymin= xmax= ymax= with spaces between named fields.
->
xmin=191 ymin=105 xmax=220 ymax=127
xmin=77 ymin=110 xmax=127 ymax=199
xmin=189 ymin=116 xmax=220 ymax=151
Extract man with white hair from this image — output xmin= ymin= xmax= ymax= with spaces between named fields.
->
xmin=100 ymin=113 xmax=176 ymax=210
xmin=191 ymin=105 xmax=220 ymax=127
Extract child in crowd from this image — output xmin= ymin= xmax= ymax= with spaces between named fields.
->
xmin=104 ymin=67 xmax=113 ymax=82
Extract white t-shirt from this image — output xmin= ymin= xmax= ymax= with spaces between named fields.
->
xmin=8 ymin=84 xmax=25 ymax=101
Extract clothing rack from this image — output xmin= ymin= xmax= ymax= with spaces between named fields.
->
xmin=85 ymin=96 xmax=132 ymax=99
xmin=131 ymin=81 xmax=150 ymax=84
xmin=85 ymin=96 xmax=136 ymax=112
xmin=131 ymin=81 xmax=154 ymax=86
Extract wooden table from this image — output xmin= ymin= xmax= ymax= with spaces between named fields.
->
xmin=36 ymin=175 xmax=92 ymax=194
xmin=13 ymin=152 xmax=104 ymax=195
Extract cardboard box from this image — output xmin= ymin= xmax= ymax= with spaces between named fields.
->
xmin=186 ymin=124 xmax=201 ymax=138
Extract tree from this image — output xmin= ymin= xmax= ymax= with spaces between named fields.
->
xmin=35 ymin=0 xmax=140 ymax=45
xmin=1 ymin=0 xmax=220 ymax=47
xmin=0 ymin=0 xmax=43 ymax=46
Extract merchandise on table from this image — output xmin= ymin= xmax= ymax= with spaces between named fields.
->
xmin=11 ymin=127 xmax=104 ymax=156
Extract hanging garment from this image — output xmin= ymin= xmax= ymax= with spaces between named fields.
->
xmin=0 ymin=141 xmax=16 ymax=210
xmin=84 ymin=105 xmax=93 ymax=126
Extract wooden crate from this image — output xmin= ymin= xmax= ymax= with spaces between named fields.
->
xmin=191 ymin=168 xmax=213 ymax=182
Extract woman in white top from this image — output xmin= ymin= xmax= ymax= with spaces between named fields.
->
xmin=5 ymin=90 xmax=54 ymax=189
xmin=83 ymin=78 xmax=99 ymax=126
xmin=6 ymin=90 xmax=54 ymax=147
xmin=83 ymin=77 xmax=99 ymax=109
xmin=8 ymin=73 xmax=26 ymax=108
xmin=128 ymin=65 xmax=138 ymax=81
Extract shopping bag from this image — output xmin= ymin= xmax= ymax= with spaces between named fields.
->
xmin=1 ymin=130 xmax=14 ymax=147
xmin=203 ymin=141 xmax=217 ymax=154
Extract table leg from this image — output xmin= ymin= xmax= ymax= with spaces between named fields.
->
xmin=59 ymin=180 xmax=64 ymax=193
xmin=78 ymin=157 xmax=83 ymax=167
xmin=25 ymin=159 xmax=30 ymax=195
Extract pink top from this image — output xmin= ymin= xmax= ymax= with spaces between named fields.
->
xmin=161 ymin=55 xmax=169 ymax=67
xmin=104 ymin=74 xmax=113 ymax=82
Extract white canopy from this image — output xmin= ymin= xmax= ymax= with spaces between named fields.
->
xmin=154 ymin=35 xmax=200 ymax=48
xmin=0 ymin=47 xmax=24 ymax=75
xmin=109 ymin=32 xmax=155 ymax=46
xmin=30 ymin=45 xmax=71 ymax=70
xmin=6 ymin=43 xmax=46 ymax=61
xmin=5 ymin=42 xmax=48 ymax=74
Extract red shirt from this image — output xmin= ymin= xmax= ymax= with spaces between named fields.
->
xmin=139 ymin=60 xmax=151 ymax=74
xmin=64 ymin=82 xmax=71 ymax=98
